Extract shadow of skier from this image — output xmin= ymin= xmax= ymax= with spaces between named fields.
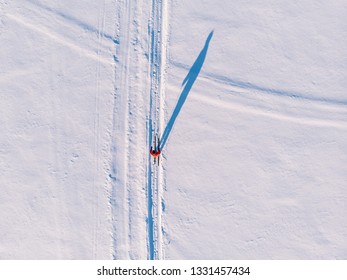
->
xmin=160 ymin=31 xmax=213 ymax=150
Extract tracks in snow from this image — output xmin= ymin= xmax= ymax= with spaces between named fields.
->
xmin=147 ymin=0 xmax=162 ymax=260
xmin=147 ymin=0 xmax=168 ymax=260
xmin=110 ymin=0 xmax=133 ymax=259
xmin=169 ymin=60 xmax=347 ymax=131
xmin=92 ymin=0 xmax=106 ymax=259
xmin=110 ymin=0 xmax=166 ymax=259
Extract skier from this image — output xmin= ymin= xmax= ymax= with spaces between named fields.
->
xmin=150 ymin=134 xmax=161 ymax=165
xmin=150 ymin=146 xmax=161 ymax=158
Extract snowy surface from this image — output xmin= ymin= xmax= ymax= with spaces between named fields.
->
xmin=0 ymin=0 xmax=346 ymax=259
xmin=162 ymin=0 xmax=347 ymax=259
xmin=0 ymin=0 xmax=115 ymax=259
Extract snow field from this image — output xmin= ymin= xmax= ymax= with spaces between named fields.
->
xmin=0 ymin=0 xmax=346 ymax=260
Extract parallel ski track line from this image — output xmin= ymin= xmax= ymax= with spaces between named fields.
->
xmin=121 ymin=0 xmax=132 ymax=260
xmin=194 ymin=73 xmax=347 ymax=130
xmin=170 ymin=60 xmax=347 ymax=107
xmin=123 ymin=0 xmax=144 ymax=259
xmin=110 ymin=0 xmax=122 ymax=259
xmin=92 ymin=0 xmax=101 ymax=259
xmin=168 ymin=61 xmax=347 ymax=130
xmin=6 ymin=13 xmax=112 ymax=66
xmin=92 ymin=0 xmax=106 ymax=259
xmin=192 ymin=91 xmax=347 ymax=130
xmin=110 ymin=0 xmax=132 ymax=259
xmin=147 ymin=0 xmax=167 ymax=260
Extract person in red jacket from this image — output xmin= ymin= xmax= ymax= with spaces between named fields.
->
xmin=150 ymin=146 xmax=161 ymax=158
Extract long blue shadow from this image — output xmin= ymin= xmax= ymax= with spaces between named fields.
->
xmin=160 ymin=31 xmax=213 ymax=150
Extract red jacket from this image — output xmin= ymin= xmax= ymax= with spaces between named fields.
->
xmin=150 ymin=147 xmax=161 ymax=158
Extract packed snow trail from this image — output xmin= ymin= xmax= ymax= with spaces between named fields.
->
xmin=147 ymin=0 xmax=167 ymax=260
xmin=110 ymin=0 xmax=152 ymax=259
xmin=109 ymin=0 xmax=168 ymax=260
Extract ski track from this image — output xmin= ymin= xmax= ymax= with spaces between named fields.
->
xmin=92 ymin=0 xmax=106 ymax=259
xmin=168 ymin=61 xmax=347 ymax=131
xmin=109 ymin=0 xmax=121 ymax=259
xmin=170 ymin=60 xmax=347 ymax=106
xmin=193 ymin=92 xmax=347 ymax=130
xmin=110 ymin=0 xmax=132 ymax=259
xmin=123 ymin=0 xmax=132 ymax=260
xmin=111 ymin=0 xmax=151 ymax=259
xmin=147 ymin=0 xmax=161 ymax=260
xmin=26 ymin=0 xmax=115 ymax=42
xmin=147 ymin=0 xmax=168 ymax=260
xmin=6 ymin=13 xmax=112 ymax=66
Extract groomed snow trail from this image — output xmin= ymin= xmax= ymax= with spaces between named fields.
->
xmin=147 ymin=0 xmax=168 ymax=260
xmin=109 ymin=0 xmax=168 ymax=260
xmin=110 ymin=0 xmax=149 ymax=259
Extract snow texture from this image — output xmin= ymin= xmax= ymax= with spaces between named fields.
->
xmin=0 ymin=0 xmax=346 ymax=259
